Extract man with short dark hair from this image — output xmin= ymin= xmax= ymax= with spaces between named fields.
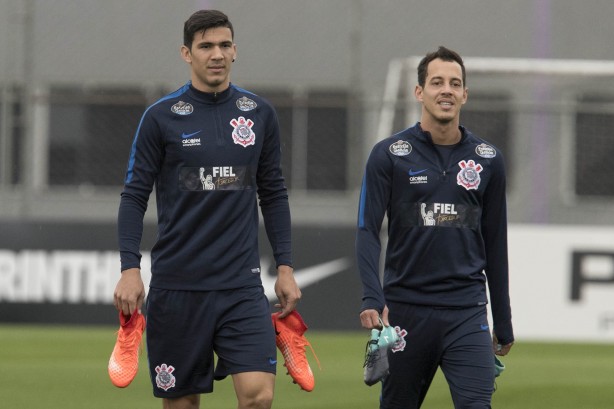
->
xmin=357 ymin=46 xmax=514 ymax=408
xmin=112 ymin=9 xmax=300 ymax=409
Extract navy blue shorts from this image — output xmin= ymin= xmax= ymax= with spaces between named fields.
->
xmin=381 ymin=302 xmax=495 ymax=409
xmin=145 ymin=286 xmax=276 ymax=398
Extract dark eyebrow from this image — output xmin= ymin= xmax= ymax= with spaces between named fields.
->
xmin=429 ymin=75 xmax=462 ymax=83
xmin=195 ymin=39 xmax=233 ymax=47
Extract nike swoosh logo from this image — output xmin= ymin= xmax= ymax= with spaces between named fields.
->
xmin=269 ymin=358 xmax=277 ymax=365
xmin=481 ymin=324 xmax=490 ymax=331
xmin=260 ymin=257 xmax=351 ymax=302
xmin=181 ymin=130 xmax=202 ymax=139
xmin=408 ymin=168 xmax=428 ymax=176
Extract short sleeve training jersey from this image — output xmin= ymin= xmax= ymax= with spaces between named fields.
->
xmin=356 ymin=123 xmax=513 ymax=344
xmin=118 ymin=82 xmax=291 ymax=292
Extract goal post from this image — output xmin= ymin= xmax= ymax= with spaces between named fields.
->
xmin=378 ymin=56 xmax=614 ymax=142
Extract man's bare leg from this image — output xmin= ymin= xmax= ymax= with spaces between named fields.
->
xmin=232 ymin=371 xmax=275 ymax=409
xmin=163 ymin=394 xmax=199 ymax=409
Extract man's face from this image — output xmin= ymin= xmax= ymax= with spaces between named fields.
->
xmin=415 ymin=58 xmax=467 ymax=124
xmin=181 ymin=27 xmax=237 ymax=93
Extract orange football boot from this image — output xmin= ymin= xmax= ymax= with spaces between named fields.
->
xmin=272 ymin=310 xmax=320 ymax=392
xmin=108 ymin=310 xmax=146 ymax=388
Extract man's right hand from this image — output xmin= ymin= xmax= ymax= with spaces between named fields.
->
xmin=113 ymin=268 xmax=145 ymax=316
xmin=360 ymin=305 xmax=390 ymax=329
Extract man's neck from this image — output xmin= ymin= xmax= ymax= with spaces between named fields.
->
xmin=420 ymin=119 xmax=461 ymax=145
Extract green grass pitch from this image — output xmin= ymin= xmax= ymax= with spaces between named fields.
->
xmin=1 ymin=324 xmax=613 ymax=408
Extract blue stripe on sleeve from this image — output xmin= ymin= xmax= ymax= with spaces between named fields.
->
xmin=124 ymin=116 xmax=146 ymax=184
xmin=125 ymin=83 xmax=190 ymax=184
xmin=358 ymin=175 xmax=367 ymax=228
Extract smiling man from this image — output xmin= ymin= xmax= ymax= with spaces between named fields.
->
xmin=112 ymin=9 xmax=300 ymax=409
xmin=356 ymin=46 xmax=514 ymax=408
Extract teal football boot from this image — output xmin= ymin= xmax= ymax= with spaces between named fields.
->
xmin=363 ymin=319 xmax=399 ymax=386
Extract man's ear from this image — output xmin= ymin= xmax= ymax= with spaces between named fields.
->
xmin=180 ymin=45 xmax=192 ymax=64
xmin=414 ymin=85 xmax=423 ymax=102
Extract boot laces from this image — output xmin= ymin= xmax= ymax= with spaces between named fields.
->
xmin=363 ymin=339 xmax=380 ymax=368
xmin=284 ymin=333 xmax=321 ymax=371
xmin=116 ymin=328 xmax=141 ymax=360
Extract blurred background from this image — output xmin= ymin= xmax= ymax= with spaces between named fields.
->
xmin=0 ymin=0 xmax=613 ymax=342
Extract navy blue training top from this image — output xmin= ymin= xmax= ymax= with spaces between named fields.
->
xmin=356 ymin=123 xmax=513 ymax=344
xmin=118 ymin=82 xmax=291 ymax=291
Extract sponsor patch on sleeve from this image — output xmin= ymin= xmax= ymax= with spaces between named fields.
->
xmin=475 ymin=143 xmax=496 ymax=158
xmin=389 ymin=140 xmax=412 ymax=156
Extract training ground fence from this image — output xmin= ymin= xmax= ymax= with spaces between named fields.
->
xmin=1 ymin=57 xmax=614 ymax=225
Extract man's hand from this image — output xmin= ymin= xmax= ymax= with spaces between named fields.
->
xmin=274 ymin=265 xmax=301 ymax=318
xmin=493 ymin=334 xmax=514 ymax=356
xmin=360 ymin=305 xmax=390 ymax=329
xmin=113 ymin=268 xmax=145 ymax=316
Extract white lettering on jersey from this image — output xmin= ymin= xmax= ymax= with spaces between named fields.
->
xmin=212 ymin=166 xmax=236 ymax=177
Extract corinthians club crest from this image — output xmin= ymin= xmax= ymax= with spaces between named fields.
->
xmin=457 ymin=159 xmax=483 ymax=190
xmin=155 ymin=363 xmax=176 ymax=391
xmin=230 ymin=116 xmax=256 ymax=147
